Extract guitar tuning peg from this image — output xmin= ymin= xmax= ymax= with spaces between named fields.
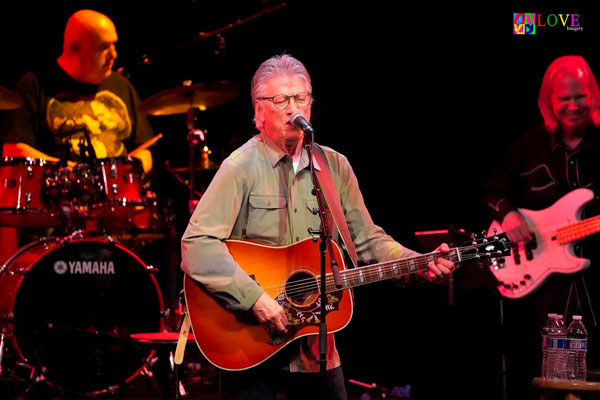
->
xmin=492 ymin=259 xmax=500 ymax=270
xmin=481 ymin=230 xmax=486 ymax=237
xmin=471 ymin=233 xmax=477 ymax=246
xmin=493 ymin=227 xmax=497 ymax=234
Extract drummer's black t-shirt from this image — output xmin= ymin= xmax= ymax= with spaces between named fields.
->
xmin=1 ymin=62 xmax=154 ymax=162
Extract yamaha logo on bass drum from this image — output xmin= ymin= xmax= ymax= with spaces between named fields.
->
xmin=53 ymin=260 xmax=116 ymax=275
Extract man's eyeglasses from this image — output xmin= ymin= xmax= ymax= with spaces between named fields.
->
xmin=257 ymin=92 xmax=312 ymax=110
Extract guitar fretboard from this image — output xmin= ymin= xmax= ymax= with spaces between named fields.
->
xmin=324 ymin=248 xmax=462 ymax=293
xmin=556 ymin=215 xmax=600 ymax=245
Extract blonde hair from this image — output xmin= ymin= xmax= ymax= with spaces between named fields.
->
xmin=538 ymin=55 xmax=600 ymax=132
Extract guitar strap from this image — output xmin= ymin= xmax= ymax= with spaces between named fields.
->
xmin=175 ymin=310 xmax=191 ymax=365
xmin=311 ymin=143 xmax=358 ymax=268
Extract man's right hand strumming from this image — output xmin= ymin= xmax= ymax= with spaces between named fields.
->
xmin=251 ymin=292 xmax=288 ymax=335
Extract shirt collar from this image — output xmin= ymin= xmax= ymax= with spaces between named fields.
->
xmin=258 ymin=134 xmax=321 ymax=171
xmin=551 ymin=125 xmax=595 ymax=152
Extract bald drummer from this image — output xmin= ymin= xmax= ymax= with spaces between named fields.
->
xmin=1 ymin=9 xmax=154 ymax=172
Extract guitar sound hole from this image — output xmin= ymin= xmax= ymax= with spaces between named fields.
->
xmin=285 ymin=271 xmax=319 ymax=306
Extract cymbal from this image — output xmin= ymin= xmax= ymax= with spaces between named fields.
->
xmin=139 ymin=81 xmax=239 ymax=115
xmin=0 ymin=86 xmax=23 ymax=110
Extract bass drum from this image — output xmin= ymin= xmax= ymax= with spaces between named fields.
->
xmin=0 ymin=237 xmax=164 ymax=396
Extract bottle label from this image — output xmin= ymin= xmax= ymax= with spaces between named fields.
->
xmin=567 ymin=338 xmax=588 ymax=351
xmin=546 ymin=337 xmax=566 ymax=350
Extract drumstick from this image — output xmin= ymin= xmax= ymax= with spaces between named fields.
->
xmin=129 ymin=133 xmax=163 ymax=156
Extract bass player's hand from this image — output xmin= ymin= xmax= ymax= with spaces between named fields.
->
xmin=502 ymin=210 xmax=534 ymax=243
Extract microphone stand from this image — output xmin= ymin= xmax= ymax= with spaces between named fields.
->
xmin=303 ymin=130 xmax=343 ymax=378
xmin=79 ymin=126 xmax=97 ymax=164
xmin=186 ymin=107 xmax=205 ymax=215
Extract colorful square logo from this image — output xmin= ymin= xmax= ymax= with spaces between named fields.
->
xmin=514 ymin=13 xmax=536 ymax=35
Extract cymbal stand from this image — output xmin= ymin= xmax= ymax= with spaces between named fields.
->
xmin=186 ymin=107 xmax=205 ymax=215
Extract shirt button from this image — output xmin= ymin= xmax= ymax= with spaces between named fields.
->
xmin=296 ymin=236 xmax=300 ymax=241
xmin=294 ymin=208 xmax=297 ymax=213
xmin=570 ymin=160 xmax=575 ymax=165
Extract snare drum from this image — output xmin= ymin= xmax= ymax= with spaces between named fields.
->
xmin=0 ymin=157 xmax=61 ymax=227
xmin=88 ymin=156 xmax=146 ymax=219
xmin=0 ymin=237 xmax=164 ymax=395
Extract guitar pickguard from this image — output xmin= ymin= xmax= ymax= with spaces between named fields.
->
xmin=275 ymin=291 xmax=342 ymax=327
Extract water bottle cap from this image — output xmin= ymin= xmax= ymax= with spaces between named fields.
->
xmin=573 ymin=315 xmax=582 ymax=320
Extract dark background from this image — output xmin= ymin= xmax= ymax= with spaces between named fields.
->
xmin=1 ymin=2 xmax=599 ymax=398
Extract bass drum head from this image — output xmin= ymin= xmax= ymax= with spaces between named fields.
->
xmin=11 ymin=239 xmax=163 ymax=395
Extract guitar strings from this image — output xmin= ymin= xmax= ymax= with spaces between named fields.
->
xmin=259 ymin=250 xmax=493 ymax=298
xmin=257 ymin=250 xmax=448 ymax=295
xmin=260 ymin=248 xmax=488 ymax=297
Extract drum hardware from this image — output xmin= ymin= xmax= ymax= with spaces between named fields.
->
xmin=58 ymin=229 xmax=85 ymax=245
xmin=140 ymin=79 xmax=235 ymax=216
xmin=146 ymin=264 xmax=158 ymax=273
xmin=0 ymin=329 xmax=6 ymax=376
xmin=1 ymin=178 xmax=15 ymax=188
xmin=129 ymin=2 xmax=285 ymax=76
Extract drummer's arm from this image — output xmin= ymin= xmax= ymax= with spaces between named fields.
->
xmin=2 ymin=142 xmax=76 ymax=168
xmin=129 ymin=148 xmax=152 ymax=173
xmin=4 ymin=142 xmax=60 ymax=162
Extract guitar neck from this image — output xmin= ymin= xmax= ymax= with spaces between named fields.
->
xmin=556 ymin=215 xmax=600 ymax=245
xmin=324 ymin=248 xmax=462 ymax=293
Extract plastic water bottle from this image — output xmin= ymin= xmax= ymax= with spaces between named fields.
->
xmin=542 ymin=313 xmax=557 ymax=378
xmin=566 ymin=315 xmax=588 ymax=381
xmin=555 ymin=315 xmax=568 ymax=379
xmin=543 ymin=314 xmax=567 ymax=379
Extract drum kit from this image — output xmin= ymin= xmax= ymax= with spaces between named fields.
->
xmin=0 ymin=81 xmax=238 ymax=397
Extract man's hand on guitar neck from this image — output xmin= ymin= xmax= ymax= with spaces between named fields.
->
xmin=252 ymin=292 xmax=289 ymax=335
xmin=502 ymin=211 xmax=535 ymax=243
xmin=417 ymin=243 xmax=456 ymax=283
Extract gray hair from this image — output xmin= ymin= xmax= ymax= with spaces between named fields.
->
xmin=251 ymin=54 xmax=312 ymax=102
xmin=250 ymin=54 xmax=312 ymax=131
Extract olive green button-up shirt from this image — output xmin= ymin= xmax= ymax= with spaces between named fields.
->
xmin=181 ymin=134 xmax=419 ymax=372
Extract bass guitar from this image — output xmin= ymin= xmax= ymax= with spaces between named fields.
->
xmin=184 ymin=234 xmax=510 ymax=370
xmin=488 ymin=188 xmax=600 ymax=299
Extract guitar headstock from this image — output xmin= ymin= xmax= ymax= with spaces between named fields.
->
xmin=459 ymin=231 xmax=512 ymax=266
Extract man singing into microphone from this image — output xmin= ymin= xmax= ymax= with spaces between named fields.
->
xmin=181 ymin=54 xmax=456 ymax=399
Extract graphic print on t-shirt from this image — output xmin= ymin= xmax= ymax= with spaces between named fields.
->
xmin=46 ymin=90 xmax=132 ymax=159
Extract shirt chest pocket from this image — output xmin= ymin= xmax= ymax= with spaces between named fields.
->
xmin=246 ymin=194 xmax=287 ymax=243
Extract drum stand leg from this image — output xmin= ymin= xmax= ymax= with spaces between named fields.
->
xmin=0 ymin=329 xmax=6 ymax=377
xmin=171 ymin=351 xmax=187 ymax=399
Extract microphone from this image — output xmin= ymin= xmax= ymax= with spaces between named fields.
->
xmin=57 ymin=121 xmax=90 ymax=138
xmin=290 ymin=112 xmax=314 ymax=133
